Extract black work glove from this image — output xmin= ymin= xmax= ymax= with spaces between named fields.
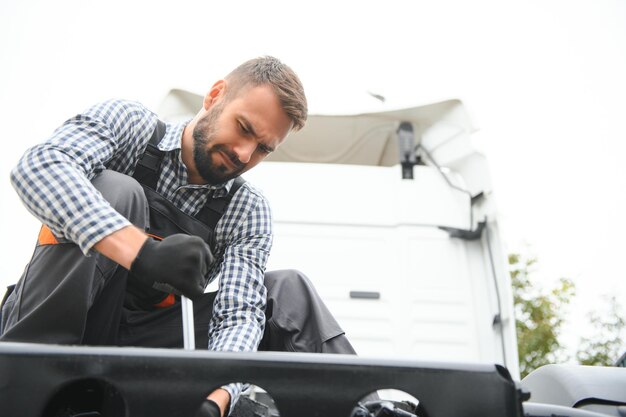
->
xmin=130 ymin=234 xmax=214 ymax=299
xmin=195 ymin=399 xmax=221 ymax=417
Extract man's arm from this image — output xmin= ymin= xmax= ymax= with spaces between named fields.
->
xmin=206 ymin=389 xmax=231 ymax=417
xmin=95 ymin=225 xmax=148 ymax=269
xmin=207 ymin=186 xmax=273 ymax=413
xmin=10 ymin=100 xmax=157 ymax=255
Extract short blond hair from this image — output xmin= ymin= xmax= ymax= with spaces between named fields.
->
xmin=225 ymin=56 xmax=308 ymax=131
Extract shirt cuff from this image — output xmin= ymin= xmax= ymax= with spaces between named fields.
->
xmin=221 ymin=382 xmax=244 ymax=416
xmin=73 ymin=212 xmax=133 ymax=255
xmin=76 ymin=217 xmax=132 ymax=256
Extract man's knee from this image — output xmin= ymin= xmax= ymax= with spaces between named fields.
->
xmin=91 ymin=170 xmax=148 ymax=228
xmin=265 ymin=269 xmax=315 ymax=297
xmin=262 ymin=269 xmax=354 ymax=354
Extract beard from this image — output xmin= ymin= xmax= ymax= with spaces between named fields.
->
xmin=192 ymin=102 xmax=245 ymax=184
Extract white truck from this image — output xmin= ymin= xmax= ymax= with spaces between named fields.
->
xmin=161 ymin=89 xmax=520 ymax=377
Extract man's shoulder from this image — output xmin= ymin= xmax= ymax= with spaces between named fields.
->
xmin=214 ymin=179 xmax=272 ymax=246
xmin=88 ymin=99 xmax=153 ymax=113
xmin=80 ymin=99 xmax=157 ymax=126
xmin=72 ymin=99 xmax=160 ymax=144
xmin=225 ymin=179 xmax=272 ymax=219
xmin=237 ymin=180 xmax=270 ymax=207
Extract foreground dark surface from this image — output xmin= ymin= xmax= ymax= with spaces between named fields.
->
xmin=0 ymin=342 xmax=522 ymax=417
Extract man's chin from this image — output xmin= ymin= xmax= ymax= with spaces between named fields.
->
xmin=195 ymin=153 xmax=240 ymax=184
xmin=198 ymin=168 xmax=240 ymax=185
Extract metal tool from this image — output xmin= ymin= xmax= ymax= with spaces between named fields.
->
xmin=181 ymin=295 xmax=195 ymax=350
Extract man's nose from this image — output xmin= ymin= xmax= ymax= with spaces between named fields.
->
xmin=233 ymin=140 xmax=256 ymax=164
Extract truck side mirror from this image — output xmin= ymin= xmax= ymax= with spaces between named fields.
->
xmin=397 ymin=122 xmax=417 ymax=180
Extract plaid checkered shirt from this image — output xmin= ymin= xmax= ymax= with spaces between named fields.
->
xmin=10 ymin=99 xmax=271 ymax=407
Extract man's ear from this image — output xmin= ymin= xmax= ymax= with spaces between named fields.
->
xmin=203 ymin=80 xmax=227 ymax=110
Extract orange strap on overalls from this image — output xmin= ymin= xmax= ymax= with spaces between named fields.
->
xmin=36 ymin=225 xmax=176 ymax=308
xmin=37 ymin=225 xmax=59 ymax=245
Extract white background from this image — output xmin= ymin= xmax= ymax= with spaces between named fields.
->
xmin=1 ymin=0 xmax=625 ymax=359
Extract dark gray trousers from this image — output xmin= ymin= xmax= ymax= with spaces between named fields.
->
xmin=0 ymin=170 xmax=355 ymax=354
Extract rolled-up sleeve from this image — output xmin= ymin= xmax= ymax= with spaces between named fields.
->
xmin=9 ymin=100 xmax=156 ymax=254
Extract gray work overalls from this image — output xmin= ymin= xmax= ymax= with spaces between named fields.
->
xmin=0 ymin=121 xmax=354 ymax=355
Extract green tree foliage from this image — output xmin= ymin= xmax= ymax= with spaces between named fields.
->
xmin=576 ymin=295 xmax=625 ymax=366
xmin=509 ymin=253 xmax=575 ymax=378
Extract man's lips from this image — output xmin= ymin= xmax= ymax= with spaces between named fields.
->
xmin=218 ymin=150 xmax=242 ymax=170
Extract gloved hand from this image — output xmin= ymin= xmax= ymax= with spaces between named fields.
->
xmin=130 ymin=234 xmax=214 ymax=299
xmin=195 ymin=399 xmax=222 ymax=417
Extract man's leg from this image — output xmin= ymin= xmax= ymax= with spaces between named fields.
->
xmin=0 ymin=170 xmax=149 ymax=345
xmin=259 ymin=269 xmax=357 ymax=354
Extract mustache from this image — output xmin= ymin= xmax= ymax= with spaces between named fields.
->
xmin=213 ymin=144 xmax=244 ymax=169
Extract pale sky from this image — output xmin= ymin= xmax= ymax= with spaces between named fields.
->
xmin=1 ymin=0 xmax=625 ymax=358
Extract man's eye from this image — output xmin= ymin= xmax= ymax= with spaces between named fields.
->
xmin=239 ymin=122 xmax=250 ymax=134
xmin=258 ymin=144 xmax=273 ymax=154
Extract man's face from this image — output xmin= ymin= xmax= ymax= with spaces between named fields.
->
xmin=192 ymin=84 xmax=292 ymax=184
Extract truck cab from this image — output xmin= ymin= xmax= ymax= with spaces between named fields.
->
xmin=161 ymin=89 xmax=520 ymax=376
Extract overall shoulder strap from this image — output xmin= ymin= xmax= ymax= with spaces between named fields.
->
xmin=196 ymin=177 xmax=247 ymax=230
xmin=132 ymin=119 xmax=167 ymax=190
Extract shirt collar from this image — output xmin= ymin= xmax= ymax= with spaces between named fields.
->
xmin=158 ymin=119 xmax=235 ymax=194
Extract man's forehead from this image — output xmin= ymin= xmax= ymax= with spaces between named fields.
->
xmin=229 ymin=86 xmax=291 ymax=142
xmin=237 ymin=111 xmax=288 ymax=148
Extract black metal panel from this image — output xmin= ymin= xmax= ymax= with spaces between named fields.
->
xmin=0 ymin=342 xmax=523 ymax=417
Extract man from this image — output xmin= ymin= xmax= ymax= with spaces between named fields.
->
xmin=1 ymin=57 xmax=354 ymax=417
